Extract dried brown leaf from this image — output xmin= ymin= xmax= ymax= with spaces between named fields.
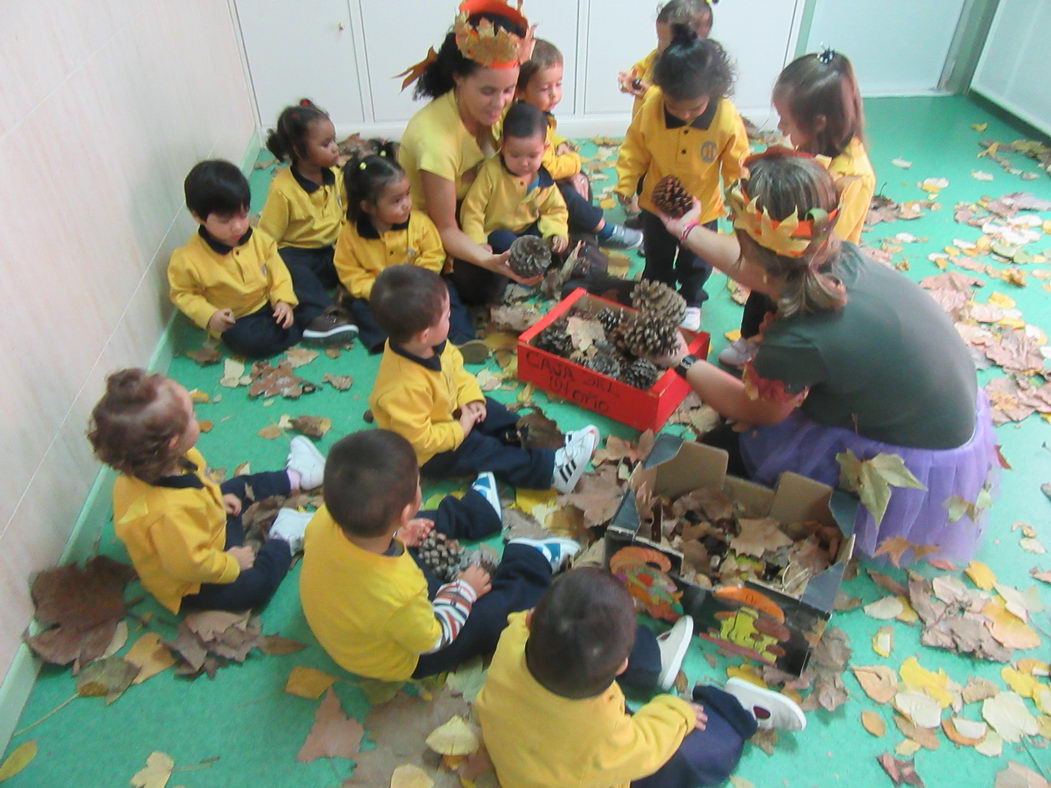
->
xmin=297 ymin=688 xmax=364 ymax=762
xmin=322 ymin=373 xmax=354 ymax=391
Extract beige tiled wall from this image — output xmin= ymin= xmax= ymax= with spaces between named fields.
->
xmin=0 ymin=0 xmax=256 ymax=680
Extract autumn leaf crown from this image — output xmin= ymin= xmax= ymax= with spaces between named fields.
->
xmin=453 ymin=0 xmax=534 ymax=69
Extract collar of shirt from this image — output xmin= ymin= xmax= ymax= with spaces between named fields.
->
xmin=390 ymin=340 xmax=447 ymax=371
xmin=663 ymin=98 xmax=718 ymax=131
xmin=355 ymin=214 xmax=411 ymax=240
xmin=154 ymin=458 xmax=205 ymax=489
xmin=198 ymin=225 xmax=253 ymax=255
xmin=291 ymin=164 xmax=335 ymax=194
xmin=499 ymin=156 xmax=555 ymax=190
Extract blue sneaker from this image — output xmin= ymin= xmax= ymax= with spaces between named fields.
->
xmin=507 ymin=537 xmax=581 ymax=572
xmin=471 ymin=472 xmax=501 ymax=519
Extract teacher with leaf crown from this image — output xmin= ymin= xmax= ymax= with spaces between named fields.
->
xmin=397 ymin=0 xmax=541 ymax=320
xmin=653 ymin=149 xmax=997 ymax=566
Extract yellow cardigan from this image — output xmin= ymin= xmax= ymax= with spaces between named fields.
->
xmin=333 ymin=210 xmax=445 ymax=299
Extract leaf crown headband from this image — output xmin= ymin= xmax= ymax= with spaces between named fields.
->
xmin=724 ymin=147 xmax=838 ymax=259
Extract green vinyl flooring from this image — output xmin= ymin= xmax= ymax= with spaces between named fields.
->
xmin=2 ymin=95 xmax=1049 ymax=787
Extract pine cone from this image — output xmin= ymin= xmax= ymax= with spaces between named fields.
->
xmin=596 ymin=306 xmax=626 ymax=335
xmin=586 ymin=350 xmax=623 ymax=379
xmin=509 ymin=236 xmax=552 ymax=278
xmin=631 ymin=279 xmax=686 ymax=325
xmin=417 ymin=531 xmax=464 ymax=582
xmin=621 ymin=358 xmax=661 ymax=390
xmin=652 ymin=175 xmax=694 ymax=219
xmin=610 ymin=313 xmax=637 ymax=355
xmin=619 ymin=313 xmax=682 ymax=357
xmin=534 ymin=317 xmax=573 ymax=358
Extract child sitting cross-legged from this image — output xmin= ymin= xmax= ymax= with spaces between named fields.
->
xmin=299 ymin=429 xmax=580 ymax=680
xmin=460 ymin=101 xmax=570 ymax=259
xmin=476 ymin=567 xmax=807 ymax=788
xmin=368 ymin=264 xmax=598 ymax=493
xmin=88 ymin=369 xmax=323 ymax=613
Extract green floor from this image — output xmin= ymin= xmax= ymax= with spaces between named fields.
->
xmin=3 ymin=96 xmax=1049 ymax=787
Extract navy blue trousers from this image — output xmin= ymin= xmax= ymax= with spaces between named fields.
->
xmin=448 ymin=222 xmax=546 ymax=306
xmin=351 ymin=281 xmax=475 ymax=353
xmin=558 ymin=180 xmax=604 ymax=234
xmin=279 ymin=244 xmax=339 ymax=293
xmin=413 ymin=501 xmax=552 ymax=678
xmin=181 ymin=471 xmax=293 ymax=611
xmin=421 ymin=397 xmax=555 ymax=489
xmin=220 ymin=295 xmax=328 ymax=359
xmin=641 ymin=212 xmax=717 ymax=308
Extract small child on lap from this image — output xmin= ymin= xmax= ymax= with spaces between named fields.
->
xmin=476 ymin=568 xmax=807 ymax=787
xmin=299 ymin=430 xmax=580 ymax=680
xmin=88 ymin=369 xmax=322 ymax=613
xmin=367 ymin=264 xmax=598 ymax=493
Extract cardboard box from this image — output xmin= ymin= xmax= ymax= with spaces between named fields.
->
xmin=517 ymin=288 xmax=710 ymax=432
xmin=605 ymin=433 xmax=857 ymax=676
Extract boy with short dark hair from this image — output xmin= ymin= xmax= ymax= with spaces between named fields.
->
xmin=476 ymin=568 xmax=807 ymax=788
xmin=460 ymin=102 xmax=571 ymax=256
xmin=368 ymin=265 xmax=598 ymax=493
xmin=299 ymin=429 xmax=580 ymax=680
xmin=168 ymin=160 xmax=355 ymax=358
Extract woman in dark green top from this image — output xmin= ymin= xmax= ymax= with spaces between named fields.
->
xmin=657 ymin=149 xmax=996 ymax=565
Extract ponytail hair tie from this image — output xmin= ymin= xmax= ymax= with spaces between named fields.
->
xmin=299 ymin=98 xmax=313 ymax=107
xmin=359 ymin=161 xmax=368 ymax=170
xmin=379 ymin=149 xmax=387 ymax=158
xmin=818 ymin=47 xmax=835 ymax=65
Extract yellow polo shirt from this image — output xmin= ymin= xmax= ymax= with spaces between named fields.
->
xmin=542 ymin=113 xmax=582 ymax=181
xmin=167 ymin=227 xmax=298 ymax=333
xmin=398 ymin=89 xmax=498 ymax=211
xmin=630 ymin=49 xmax=659 ymax=116
xmin=829 ymin=137 xmax=876 ymax=244
xmin=259 ymin=165 xmax=346 ymax=248
xmin=476 ymin=613 xmax=696 ymax=788
xmin=615 ymin=88 xmax=749 ymax=225
xmin=369 ymin=341 xmax=485 ymax=465
xmin=112 ymin=448 xmax=240 ymax=614
xmin=300 ymin=506 xmax=440 ymax=681
xmin=333 ymin=210 xmax=445 ymax=299
xmin=460 ymin=155 xmax=569 ymax=244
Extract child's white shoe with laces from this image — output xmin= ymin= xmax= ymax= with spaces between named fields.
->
xmin=287 ymin=436 xmax=325 ymax=490
xmin=269 ymin=508 xmax=312 ymax=554
xmin=552 ymin=425 xmax=599 ymax=493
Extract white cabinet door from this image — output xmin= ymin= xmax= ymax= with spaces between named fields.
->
xmin=580 ymin=1 xmax=659 ymax=116
xmin=521 ymin=0 xmax=581 ymax=115
xmin=971 ymin=0 xmax=1051 ymax=137
xmin=804 ymin=0 xmax=966 ymax=96
xmin=235 ymin=0 xmax=364 ymax=131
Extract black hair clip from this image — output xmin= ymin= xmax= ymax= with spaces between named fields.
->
xmin=818 ymin=47 xmax=836 ymax=65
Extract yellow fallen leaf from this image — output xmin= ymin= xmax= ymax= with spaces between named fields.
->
xmin=965 ymin=560 xmax=997 ymax=590
xmin=729 ymin=777 xmax=756 ymax=788
xmin=197 ymin=420 xmax=214 ymax=433
xmin=130 ymin=751 xmax=174 ymax=788
xmin=982 ymin=598 xmax=1041 ymax=650
xmin=481 ymin=331 xmax=519 ymax=352
xmin=125 ymin=633 xmax=176 ymax=685
xmin=599 ymin=197 xmax=616 ymax=211
xmin=390 ymin=763 xmax=434 ymax=788
xmin=900 ymin=657 xmax=954 ymax=708
xmin=1037 ymin=715 xmax=1051 ymax=740
xmin=724 ymin=329 xmax=742 ymax=342
xmin=861 ymin=710 xmax=886 ymax=737
xmin=896 ymin=596 xmax=919 ymax=624
xmin=872 ymin=626 xmax=894 ymax=657
xmin=852 ymin=665 xmax=899 ymax=704
xmin=425 ymin=715 xmax=480 ymax=756
xmin=189 ymin=389 xmax=210 ymax=403
xmin=515 ymin=487 xmax=558 ymax=516
xmin=284 ymin=666 xmax=338 ymax=699
xmin=943 ymin=717 xmax=986 ymax=746
xmin=1016 ymin=659 xmax=1050 ymax=677
xmin=971 ymin=122 xmax=988 ymax=132
xmin=726 ymin=664 xmax=767 ymax=688
xmin=1001 ymin=667 xmax=1041 ymax=699
xmin=0 ymin=741 xmax=38 ymax=781
xmin=895 ymin=739 xmax=921 ymax=757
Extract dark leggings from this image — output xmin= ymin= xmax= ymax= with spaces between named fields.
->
xmin=641 ymin=212 xmax=716 ymax=308
xmin=181 ymin=471 xmax=293 ymax=611
xmin=740 ymin=291 xmax=776 ymax=339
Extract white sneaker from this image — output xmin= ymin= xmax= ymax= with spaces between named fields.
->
xmin=718 ymin=338 xmax=758 ymax=368
xmin=471 ymin=472 xmax=501 ymax=519
xmin=508 ymin=537 xmax=581 ymax=572
xmin=552 ymin=428 xmax=599 ymax=493
xmin=680 ymin=307 xmax=701 ymax=332
xmin=287 ymin=436 xmax=325 ymax=490
xmin=269 ymin=508 xmax=312 ymax=553
xmin=562 ymin=424 xmax=601 ymax=448
xmin=725 ymin=677 xmax=807 ymax=731
xmin=657 ymin=615 xmax=694 ymax=691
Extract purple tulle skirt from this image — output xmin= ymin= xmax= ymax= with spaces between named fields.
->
xmin=739 ymin=393 xmax=998 ymax=565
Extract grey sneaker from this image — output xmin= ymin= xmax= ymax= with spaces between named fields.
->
xmin=718 ymin=338 xmax=758 ymax=368
xmin=601 ymin=224 xmax=644 ymax=251
xmin=303 ymin=309 xmax=358 ymax=343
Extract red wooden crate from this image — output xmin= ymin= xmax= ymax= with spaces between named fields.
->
xmin=517 ymin=288 xmax=710 ymax=432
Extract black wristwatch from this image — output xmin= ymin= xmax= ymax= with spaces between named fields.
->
xmin=674 ymin=354 xmax=700 ymax=379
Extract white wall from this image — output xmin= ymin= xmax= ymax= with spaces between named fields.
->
xmin=0 ymin=0 xmax=256 ymax=694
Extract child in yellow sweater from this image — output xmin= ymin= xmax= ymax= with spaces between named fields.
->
xmin=333 ymin=143 xmax=474 ymax=353
xmin=476 ymin=568 xmax=806 ymax=787
xmin=300 ymin=429 xmax=580 ymax=680
xmin=88 ymin=369 xmax=324 ymax=613
xmin=460 ymin=101 xmax=570 ymax=261
xmin=367 ymin=265 xmax=598 ymax=493
xmin=614 ymin=25 xmax=749 ymax=331
xmin=719 ymin=49 xmax=877 ymax=369
xmin=517 ymin=40 xmax=642 ymax=250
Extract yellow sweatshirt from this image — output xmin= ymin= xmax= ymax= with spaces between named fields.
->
xmin=369 ymin=341 xmax=484 ymax=465
xmin=112 ymin=448 xmax=240 ymax=614
xmin=333 ymin=210 xmax=445 ymax=300
xmin=630 ymin=49 xmax=659 ymax=117
xmin=829 ymin=137 xmax=876 ymax=244
xmin=476 ymin=613 xmax=696 ymax=788
xmin=299 ymin=506 xmax=439 ymax=681
xmin=167 ymin=227 xmax=298 ymax=334
xmin=542 ymin=113 xmax=582 ymax=181
xmin=258 ymin=165 xmax=346 ymax=248
xmin=460 ymin=155 xmax=569 ymax=244
xmin=615 ymin=89 xmax=749 ymax=225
